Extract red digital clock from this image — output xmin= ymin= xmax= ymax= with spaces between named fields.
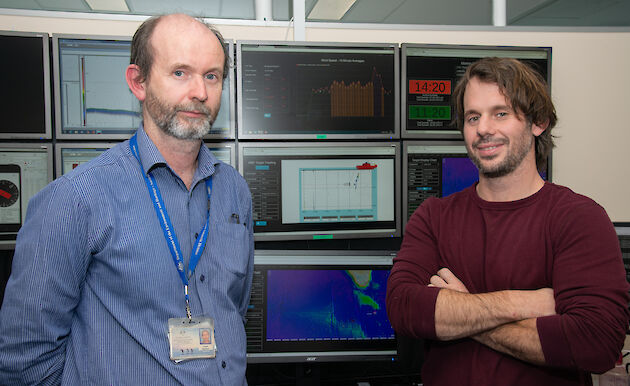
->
xmin=409 ymin=80 xmax=451 ymax=95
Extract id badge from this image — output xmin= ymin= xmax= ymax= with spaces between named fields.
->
xmin=168 ymin=316 xmax=216 ymax=362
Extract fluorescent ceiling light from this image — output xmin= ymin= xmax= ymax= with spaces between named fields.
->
xmin=308 ymin=0 xmax=357 ymax=20
xmin=85 ymin=0 xmax=130 ymax=12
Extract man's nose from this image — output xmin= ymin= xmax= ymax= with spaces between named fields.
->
xmin=189 ymin=75 xmax=208 ymax=102
xmin=476 ymin=115 xmax=495 ymax=137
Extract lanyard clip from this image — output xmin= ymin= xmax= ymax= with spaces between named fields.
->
xmin=185 ymin=285 xmax=192 ymax=321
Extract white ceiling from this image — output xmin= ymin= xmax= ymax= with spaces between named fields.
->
xmin=0 ymin=0 xmax=629 ymax=26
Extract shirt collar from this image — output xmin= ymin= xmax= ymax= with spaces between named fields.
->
xmin=133 ymin=123 xmax=219 ymax=181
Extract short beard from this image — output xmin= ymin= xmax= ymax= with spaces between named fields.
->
xmin=468 ymin=123 xmax=534 ymax=179
xmin=144 ymin=91 xmax=214 ymax=141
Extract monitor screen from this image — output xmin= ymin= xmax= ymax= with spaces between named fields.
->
xmin=403 ymin=140 xmax=552 ymax=229
xmin=0 ymin=144 xmax=52 ymax=246
xmin=56 ymin=141 xmax=236 ymax=178
xmin=401 ymin=44 xmax=551 ymax=138
xmin=404 ymin=141 xmax=478 ymax=229
xmin=53 ymin=35 xmax=234 ymax=140
xmin=205 ymin=141 xmax=236 ymax=167
xmin=237 ymin=41 xmax=399 ymax=139
xmin=0 ymin=31 xmax=52 ymax=139
xmin=239 ymin=142 xmax=400 ymax=241
xmin=616 ymin=223 xmax=630 ymax=279
xmin=246 ymin=250 xmax=397 ymax=363
xmin=55 ymin=142 xmax=117 ymax=178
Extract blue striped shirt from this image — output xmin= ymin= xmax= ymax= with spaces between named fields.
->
xmin=0 ymin=126 xmax=254 ymax=385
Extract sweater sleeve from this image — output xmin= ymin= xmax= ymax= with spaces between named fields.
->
xmin=386 ymin=199 xmax=442 ymax=339
xmin=537 ymin=199 xmax=629 ymax=373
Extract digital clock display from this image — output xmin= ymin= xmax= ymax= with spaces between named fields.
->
xmin=409 ymin=105 xmax=451 ymax=120
xmin=409 ymin=80 xmax=451 ymax=95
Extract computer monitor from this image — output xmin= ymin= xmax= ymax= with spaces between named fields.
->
xmin=0 ymin=31 xmax=52 ymax=139
xmin=56 ymin=141 xmax=236 ymax=178
xmin=403 ymin=141 xmax=478 ymax=229
xmin=616 ymin=223 xmax=630 ymax=291
xmin=401 ymin=44 xmax=551 ymax=138
xmin=238 ymin=142 xmax=400 ymax=241
xmin=403 ymin=140 xmax=552 ymax=230
xmin=0 ymin=143 xmax=53 ymax=247
xmin=246 ymin=250 xmax=397 ymax=363
xmin=204 ymin=141 xmax=236 ymax=167
xmin=55 ymin=142 xmax=117 ymax=178
xmin=237 ymin=41 xmax=399 ymax=139
xmin=53 ymin=35 xmax=235 ymax=140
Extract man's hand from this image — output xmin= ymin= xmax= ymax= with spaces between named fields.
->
xmin=429 ymin=268 xmax=469 ymax=293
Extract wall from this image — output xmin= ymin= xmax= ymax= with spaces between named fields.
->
xmin=1 ymin=12 xmax=628 ymax=221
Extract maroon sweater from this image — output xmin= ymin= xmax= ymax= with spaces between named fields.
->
xmin=387 ymin=182 xmax=629 ymax=386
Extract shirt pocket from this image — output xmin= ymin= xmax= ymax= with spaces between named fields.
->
xmin=210 ymin=223 xmax=250 ymax=277
xmin=208 ymin=222 xmax=251 ymax=303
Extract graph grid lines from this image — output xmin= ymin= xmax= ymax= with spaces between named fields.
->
xmin=299 ymin=165 xmax=378 ymax=222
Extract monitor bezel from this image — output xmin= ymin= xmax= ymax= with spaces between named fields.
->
xmin=0 ymin=142 xmax=53 ymax=249
xmin=0 ymin=30 xmax=52 ymax=139
xmin=54 ymin=141 xmax=119 ymax=178
xmin=236 ymin=40 xmax=400 ymax=140
xmin=247 ymin=249 xmax=397 ymax=364
xmin=237 ymin=141 xmax=401 ymax=241
xmin=217 ymin=39 xmax=236 ymax=140
xmin=400 ymin=43 xmax=552 ymax=139
xmin=52 ymin=34 xmax=235 ymax=140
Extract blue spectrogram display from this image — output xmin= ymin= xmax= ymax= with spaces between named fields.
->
xmin=442 ymin=157 xmax=478 ymax=197
xmin=266 ymin=269 xmax=394 ymax=341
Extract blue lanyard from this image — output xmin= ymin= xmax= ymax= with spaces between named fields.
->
xmin=130 ymin=134 xmax=212 ymax=318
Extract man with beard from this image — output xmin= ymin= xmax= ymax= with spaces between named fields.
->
xmin=0 ymin=14 xmax=253 ymax=385
xmin=386 ymin=57 xmax=629 ymax=385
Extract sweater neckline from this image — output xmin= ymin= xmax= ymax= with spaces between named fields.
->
xmin=469 ymin=181 xmax=551 ymax=210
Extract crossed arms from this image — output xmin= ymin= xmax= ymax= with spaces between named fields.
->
xmin=387 ymin=198 xmax=629 ymax=373
xmin=429 ymin=267 xmax=556 ymax=365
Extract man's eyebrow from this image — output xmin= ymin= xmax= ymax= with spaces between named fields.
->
xmin=170 ymin=62 xmax=223 ymax=76
xmin=464 ymin=105 xmax=512 ymax=115
xmin=464 ymin=108 xmax=479 ymax=117
xmin=169 ymin=63 xmax=193 ymax=71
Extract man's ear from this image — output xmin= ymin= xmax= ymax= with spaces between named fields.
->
xmin=126 ymin=64 xmax=146 ymax=102
xmin=532 ymin=120 xmax=549 ymax=137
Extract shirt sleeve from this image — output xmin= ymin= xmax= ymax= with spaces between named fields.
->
xmin=537 ymin=199 xmax=629 ymax=373
xmin=0 ymin=177 xmax=91 ymax=384
xmin=386 ymin=199 xmax=442 ymax=340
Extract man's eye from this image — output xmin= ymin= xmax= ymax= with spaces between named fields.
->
xmin=467 ymin=116 xmax=479 ymax=123
xmin=497 ymin=112 xmax=507 ymax=117
xmin=205 ymin=73 xmax=217 ymax=80
xmin=174 ymin=70 xmax=184 ymax=77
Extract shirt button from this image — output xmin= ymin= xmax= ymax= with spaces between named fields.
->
xmin=200 ymin=275 xmax=205 ymax=282
xmin=222 ymin=361 xmax=226 ymax=368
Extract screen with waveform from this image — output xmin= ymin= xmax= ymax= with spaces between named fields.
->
xmin=246 ymin=251 xmax=397 ymax=363
xmin=237 ymin=41 xmax=399 ymax=139
xmin=53 ymin=35 xmax=234 ymax=140
xmin=401 ymin=44 xmax=551 ymax=138
xmin=238 ymin=142 xmax=400 ymax=241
